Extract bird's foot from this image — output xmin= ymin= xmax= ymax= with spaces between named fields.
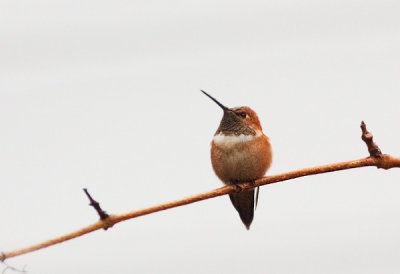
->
xmin=231 ymin=184 xmax=243 ymax=193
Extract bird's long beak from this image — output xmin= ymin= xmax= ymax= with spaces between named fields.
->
xmin=201 ymin=90 xmax=228 ymax=111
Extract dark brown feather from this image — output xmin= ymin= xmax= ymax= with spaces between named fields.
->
xmin=229 ymin=188 xmax=257 ymax=229
xmin=216 ymin=110 xmax=256 ymax=136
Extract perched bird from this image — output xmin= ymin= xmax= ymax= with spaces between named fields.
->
xmin=201 ymin=90 xmax=272 ymax=229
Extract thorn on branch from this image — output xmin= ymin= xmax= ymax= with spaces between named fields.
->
xmin=83 ymin=188 xmax=110 ymax=222
xmin=361 ymin=121 xmax=382 ymax=158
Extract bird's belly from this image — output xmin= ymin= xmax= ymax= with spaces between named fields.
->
xmin=211 ymin=134 xmax=272 ymax=184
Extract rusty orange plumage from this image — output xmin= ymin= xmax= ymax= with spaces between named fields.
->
xmin=202 ymin=90 xmax=272 ymax=229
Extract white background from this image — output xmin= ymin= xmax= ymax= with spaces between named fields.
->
xmin=1 ymin=0 xmax=400 ymax=273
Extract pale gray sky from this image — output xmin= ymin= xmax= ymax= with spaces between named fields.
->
xmin=1 ymin=1 xmax=400 ymax=273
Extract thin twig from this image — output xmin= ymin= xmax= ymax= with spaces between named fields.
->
xmin=2 ymin=156 xmax=400 ymax=260
xmin=1 ymin=122 xmax=400 ymax=260
xmin=83 ymin=188 xmax=110 ymax=224
xmin=361 ymin=121 xmax=382 ymax=157
xmin=1 ymin=260 xmax=27 ymax=274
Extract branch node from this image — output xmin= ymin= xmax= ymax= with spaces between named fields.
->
xmin=360 ymin=121 xmax=382 ymax=158
xmin=83 ymin=188 xmax=110 ymax=226
xmin=100 ymin=216 xmax=115 ymax=231
xmin=0 ymin=253 xmax=4 ymax=262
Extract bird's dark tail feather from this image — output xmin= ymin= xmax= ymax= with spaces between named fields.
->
xmin=229 ymin=187 xmax=259 ymax=229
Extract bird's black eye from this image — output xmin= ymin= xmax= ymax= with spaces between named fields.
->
xmin=239 ymin=112 xmax=247 ymax=118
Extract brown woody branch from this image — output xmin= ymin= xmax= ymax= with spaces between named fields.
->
xmin=1 ymin=121 xmax=400 ymax=261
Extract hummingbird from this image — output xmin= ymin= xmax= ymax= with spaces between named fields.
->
xmin=201 ymin=90 xmax=272 ymax=229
